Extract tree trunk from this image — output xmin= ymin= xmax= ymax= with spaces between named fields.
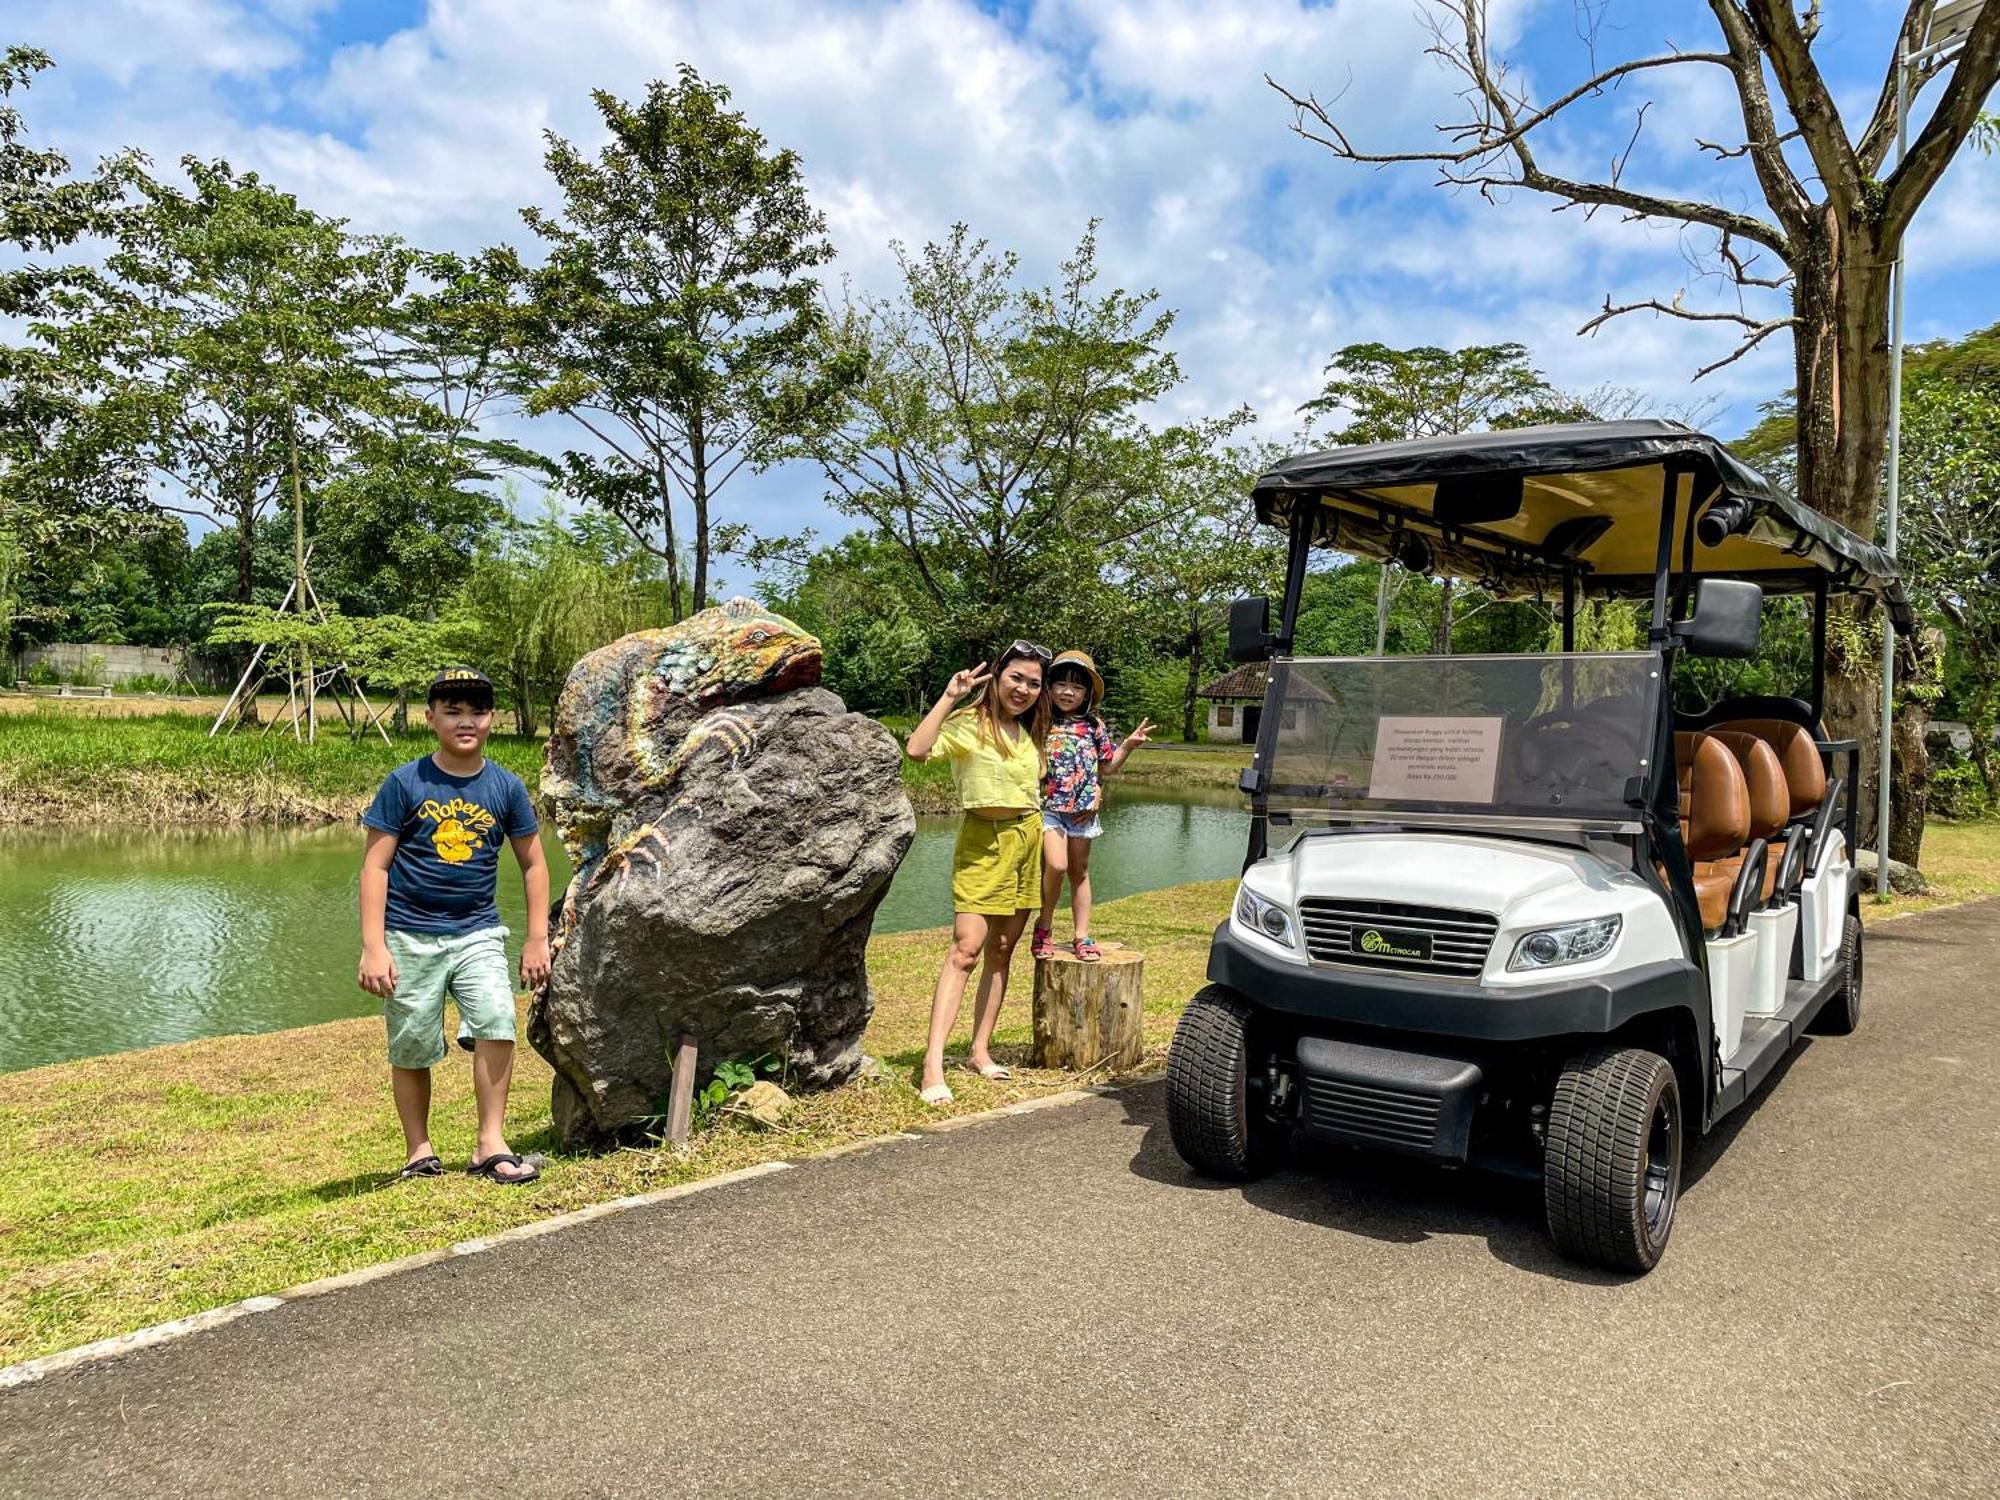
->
xmin=655 ymin=453 xmax=683 ymax=622
xmin=1970 ymin=678 xmax=1998 ymax=801
xmin=1373 ymin=564 xmax=1393 ymax=655
xmin=1435 ymin=577 xmax=1454 ymax=654
xmin=1183 ymin=609 xmax=1201 ymax=743
xmin=690 ymin=407 xmax=709 ymax=616
xmin=1821 ymin=601 xmax=1882 ymax=848
xmin=1790 ymin=213 xmax=1923 ymax=863
xmin=1032 ymin=946 xmax=1144 ymax=1071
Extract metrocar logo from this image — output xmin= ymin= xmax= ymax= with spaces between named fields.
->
xmin=1354 ymin=926 xmax=1432 ymax=961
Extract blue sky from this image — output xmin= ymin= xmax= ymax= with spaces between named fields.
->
xmin=15 ymin=1 xmax=1997 ymax=591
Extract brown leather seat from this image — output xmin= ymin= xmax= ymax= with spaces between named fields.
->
xmin=1673 ymin=731 xmax=1750 ymax=931
xmin=1711 ymin=718 xmax=1827 ymax=818
xmin=1705 ymin=730 xmax=1790 ymax=904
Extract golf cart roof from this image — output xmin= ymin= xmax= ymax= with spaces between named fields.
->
xmin=1254 ymin=420 xmax=1914 ymax=630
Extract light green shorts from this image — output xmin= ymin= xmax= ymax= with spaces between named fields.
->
xmin=383 ymin=926 xmax=516 ymax=1070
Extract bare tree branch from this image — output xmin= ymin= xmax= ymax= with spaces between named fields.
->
xmin=1881 ymin=6 xmax=2000 ymax=243
xmin=1717 ymin=228 xmax=1791 ymax=289
xmin=1269 ymin=2 xmax=1790 ymax=254
xmin=1738 ymin=0 xmax=1868 ymax=212
xmin=1577 ymin=291 xmax=1795 ymax=381
xmin=1857 ymin=3 xmax=1936 ymax=173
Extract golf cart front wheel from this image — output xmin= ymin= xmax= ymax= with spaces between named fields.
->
xmin=1543 ymin=1046 xmax=1682 ymax=1274
xmin=1166 ymin=985 xmax=1286 ymax=1181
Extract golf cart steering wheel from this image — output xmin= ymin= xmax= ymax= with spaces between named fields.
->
xmin=1509 ymin=711 xmax=1636 ymax=806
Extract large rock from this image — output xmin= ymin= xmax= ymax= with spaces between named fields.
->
xmin=530 ymin=598 xmax=915 ymax=1151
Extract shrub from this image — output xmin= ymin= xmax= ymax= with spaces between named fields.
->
xmin=1929 ymin=761 xmax=1993 ymax=821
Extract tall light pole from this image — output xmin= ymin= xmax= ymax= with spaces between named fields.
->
xmin=1878 ymin=0 xmax=1986 ymax=895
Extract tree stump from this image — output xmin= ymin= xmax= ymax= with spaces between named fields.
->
xmin=1032 ymin=945 xmax=1145 ymax=1071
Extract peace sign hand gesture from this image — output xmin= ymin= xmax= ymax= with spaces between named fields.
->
xmin=1125 ymin=718 xmax=1154 ymax=749
xmin=945 ymin=663 xmax=992 ymax=701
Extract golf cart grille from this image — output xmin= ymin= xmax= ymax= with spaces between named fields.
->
xmin=1299 ymin=1076 xmax=1442 ymax=1152
xmin=1295 ymin=899 xmax=1498 ymax=979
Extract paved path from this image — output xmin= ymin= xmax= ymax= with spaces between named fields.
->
xmin=5 ymin=902 xmax=1997 ymax=1498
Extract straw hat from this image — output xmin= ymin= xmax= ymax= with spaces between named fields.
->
xmin=1048 ymin=649 xmax=1104 ymax=700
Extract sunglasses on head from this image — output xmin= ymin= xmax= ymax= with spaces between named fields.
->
xmin=999 ymin=640 xmax=1051 ymax=664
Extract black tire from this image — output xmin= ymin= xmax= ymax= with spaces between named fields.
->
xmin=1165 ymin=985 xmax=1286 ymax=1181
xmin=1543 ymin=1046 xmax=1682 ymax=1274
xmin=1811 ymin=913 xmax=1864 ymax=1035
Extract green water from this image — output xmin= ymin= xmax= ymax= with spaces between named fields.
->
xmin=0 ymin=793 xmax=1247 ymax=1073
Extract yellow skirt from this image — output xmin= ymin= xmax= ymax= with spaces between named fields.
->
xmin=951 ymin=811 xmax=1044 ymax=916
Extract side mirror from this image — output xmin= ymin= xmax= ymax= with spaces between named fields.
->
xmin=1675 ymin=578 xmax=1763 ymax=658
xmin=1228 ymin=596 xmax=1275 ymax=662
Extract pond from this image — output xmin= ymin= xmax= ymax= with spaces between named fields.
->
xmin=0 ymin=791 xmax=1248 ymax=1073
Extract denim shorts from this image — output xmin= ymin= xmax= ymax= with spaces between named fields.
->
xmin=1042 ymin=807 xmax=1103 ymax=839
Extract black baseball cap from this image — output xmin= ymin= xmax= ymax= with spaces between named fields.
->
xmin=427 ymin=665 xmax=495 ymax=708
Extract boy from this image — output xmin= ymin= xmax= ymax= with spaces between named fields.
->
xmin=358 ymin=666 xmax=550 ymax=1184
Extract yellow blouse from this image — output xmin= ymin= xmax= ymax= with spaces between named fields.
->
xmin=926 ymin=710 xmax=1041 ymax=811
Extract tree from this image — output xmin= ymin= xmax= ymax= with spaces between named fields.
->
xmin=0 ymin=47 xmax=157 ymax=659
xmin=1300 ymin=341 xmax=1588 ymax=443
xmin=1736 ymin=321 xmax=2000 ymax=856
xmin=1302 ymin=342 xmax=1588 ymax=652
xmin=61 ymin=159 xmax=403 ymax=609
xmin=331 ymin=249 xmax=537 ymax=614
xmin=760 ymin=529 xmax=938 ymax=715
xmin=458 ymin=508 xmax=667 ymax=735
xmin=1898 ymin=348 xmax=2000 ymax=803
xmin=1273 ymin=1 xmax=2000 ymax=855
xmin=1116 ymin=426 xmax=1280 ymax=741
xmin=798 ymin=222 xmax=1179 ymax=661
xmin=516 ymin=69 xmax=852 ymax=621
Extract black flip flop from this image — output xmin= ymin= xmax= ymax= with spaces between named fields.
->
xmin=467 ymin=1152 xmax=540 ymax=1185
xmin=397 ymin=1155 xmax=445 ymax=1179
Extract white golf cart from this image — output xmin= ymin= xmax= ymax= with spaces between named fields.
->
xmin=1165 ymin=421 xmax=1908 ymax=1273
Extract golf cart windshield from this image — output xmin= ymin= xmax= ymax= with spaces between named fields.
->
xmin=1264 ymin=652 xmax=1661 ymax=823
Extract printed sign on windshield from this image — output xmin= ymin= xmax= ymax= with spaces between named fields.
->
xmin=1366 ymin=715 xmax=1504 ymax=804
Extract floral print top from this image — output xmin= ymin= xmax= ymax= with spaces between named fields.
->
xmin=1042 ymin=714 xmax=1119 ymax=813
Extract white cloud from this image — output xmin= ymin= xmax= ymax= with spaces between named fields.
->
xmin=16 ymin=0 xmax=2000 ymax=566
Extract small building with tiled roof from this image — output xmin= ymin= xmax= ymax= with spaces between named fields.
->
xmin=1195 ymin=663 xmax=1331 ymax=744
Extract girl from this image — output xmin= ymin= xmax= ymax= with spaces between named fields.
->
xmin=1032 ymin=650 xmax=1150 ymax=962
xmin=905 ymin=641 xmax=1051 ymax=1105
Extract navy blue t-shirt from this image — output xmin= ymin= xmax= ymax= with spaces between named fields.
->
xmin=362 ymin=756 xmax=539 ymax=935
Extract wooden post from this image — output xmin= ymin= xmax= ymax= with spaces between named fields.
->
xmin=665 ymin=1033 xmax=698 ymax=1145
xmin=1032 ymin=946 xmax=1145 ymax=1071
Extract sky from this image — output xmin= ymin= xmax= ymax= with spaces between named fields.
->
xmin=14 ymin=0 xmax=1998 ymax=592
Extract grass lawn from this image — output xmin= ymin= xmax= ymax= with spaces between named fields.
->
xmin=0 ymin=881 xmax=1233 ymax=1366
xmin=0 ymin=707 xmax=549 ymax=826
xmin=0 ymin=702 xmax=1246 ymax=824
xmin=1865 ymin=818 xmax=2000 ymax=920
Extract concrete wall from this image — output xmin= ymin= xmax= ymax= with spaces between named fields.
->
xmin=1206 ymin=701 xmax=1247 ymax=743
xmin=13 ymin=642 xmax=190 ymax=685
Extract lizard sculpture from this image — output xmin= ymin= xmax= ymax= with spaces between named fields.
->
xmin=541 ymin=598 xmax=823 ymax=923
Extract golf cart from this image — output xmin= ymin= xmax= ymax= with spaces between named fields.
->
xmin=1165 ymin=421 xmax=1910 ymax=1273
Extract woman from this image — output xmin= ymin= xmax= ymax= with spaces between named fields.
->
xmin=905 ymin=641 xmax=1051 ymax=1105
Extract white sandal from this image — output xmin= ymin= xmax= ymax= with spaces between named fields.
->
xmin=919 ymin=1082 xmax=954 ymax=1106
xmin=962 ymin=1059 xmax=1012 ymax=1081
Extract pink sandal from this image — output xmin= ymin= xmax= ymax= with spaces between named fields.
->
xmin=1031 ymin=926 xmax=1054 ymax=959
xmin=1073 ymin=937 xmax=1103 ymax=963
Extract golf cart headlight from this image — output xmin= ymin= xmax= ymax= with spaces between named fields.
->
xmin=1508 ymin=915 xmax=1621 ymax=971
xmin=1235 ymin=887 xmax=1295 ymax=949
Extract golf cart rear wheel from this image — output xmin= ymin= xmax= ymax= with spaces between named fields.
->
xmin=1543 ymin=1046 xmax=1682 ymax=1274
xmin=1812 ymin=913 xmax=1864 ymax=1035
xmin=1166 ymin=985 xmax=1286 ymax=1181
